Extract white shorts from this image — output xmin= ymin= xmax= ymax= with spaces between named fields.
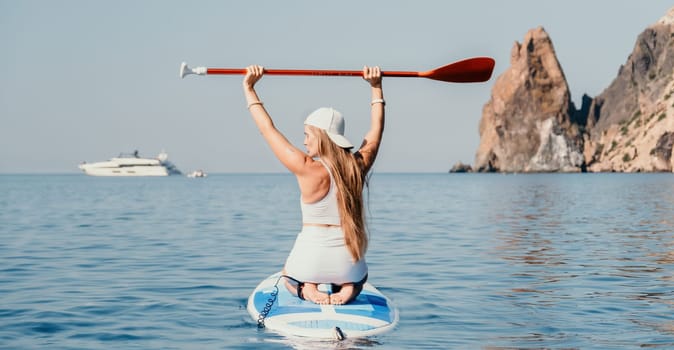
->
xmin=284 ymin=225 xmax=368 ymax=285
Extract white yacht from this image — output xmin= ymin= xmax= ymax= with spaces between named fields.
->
xmin=78 ymin=151 xmax=181 ymax=176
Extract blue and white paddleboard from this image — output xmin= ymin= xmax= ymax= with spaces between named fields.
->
xmin=247 ymin=272 xmax=398 ymax=339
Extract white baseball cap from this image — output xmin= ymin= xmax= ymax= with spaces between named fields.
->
xmin=304 ymin=107 xmax=354 ymax=149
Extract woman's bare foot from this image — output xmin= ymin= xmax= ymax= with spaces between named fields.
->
xmin=301 ymin=283 xmax=330 ymax=305
xmin=330 ymin=283 xmax=356 ymax=305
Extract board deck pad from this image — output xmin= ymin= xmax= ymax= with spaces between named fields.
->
xmin=247 ymin=272 xmax=398 ymax=339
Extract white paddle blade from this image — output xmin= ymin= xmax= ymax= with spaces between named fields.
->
xmin=180 ymin=62 xmax=207 ymax=78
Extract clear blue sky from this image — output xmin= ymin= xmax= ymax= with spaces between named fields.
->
xmin=2 ymin=0 xmax=672 ymax=173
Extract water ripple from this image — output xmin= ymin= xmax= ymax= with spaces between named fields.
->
xmin=1 ymin=174 xmax=673 ymax=349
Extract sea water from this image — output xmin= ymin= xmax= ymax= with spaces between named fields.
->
xmin=1 ymin=173 xmax=673 ymax=349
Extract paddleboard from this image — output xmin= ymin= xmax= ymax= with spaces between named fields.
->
xmin=247 ymin=272 xmax=398 ymax=339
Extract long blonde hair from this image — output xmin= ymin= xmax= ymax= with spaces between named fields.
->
xmin=308 ymin=125 xmax=368 ymax=261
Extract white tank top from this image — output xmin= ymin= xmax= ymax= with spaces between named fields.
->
xmin=300 ymin=160 xmax=341 ymax=225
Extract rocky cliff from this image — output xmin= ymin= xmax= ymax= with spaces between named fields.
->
xmin=472 ymin=7 xmax=674 ymax=172
xmin=584 ymin=8 xmax=674 ymax=172
xmin=474 ymin=27 xmax=585 ymax=172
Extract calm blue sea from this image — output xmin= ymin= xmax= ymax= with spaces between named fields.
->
xmin=1 ymin=173 xmax=673 ymax=349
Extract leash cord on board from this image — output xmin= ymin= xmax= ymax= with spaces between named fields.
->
xmin=256 ymin=285 xmax=278 ymax=328
xmin=257 ymin=275 xmax=302 ymax=328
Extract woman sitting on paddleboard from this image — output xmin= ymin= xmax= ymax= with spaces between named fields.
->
xmin=243 ymin=65 xmax=384 ymax=305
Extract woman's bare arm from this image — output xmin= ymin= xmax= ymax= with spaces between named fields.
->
xmin=243 ymin=65 xmax=313 ymax=176
xmin=356 ymin=66 xmax=385 ymax=173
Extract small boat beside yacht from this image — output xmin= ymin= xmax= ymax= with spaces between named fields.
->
xmin=187 ymin=169 xmax=207 ymax=178
xmin=78 ymin=151 xmax=181 ymax=176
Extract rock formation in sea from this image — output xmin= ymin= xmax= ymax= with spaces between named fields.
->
xmin=473 ymin=7 xmax=674 ymax=172
xmin=449 ymin=161 xmax=473 ymax=173
xmin=474 ymin=27 xmax=585 ymax=172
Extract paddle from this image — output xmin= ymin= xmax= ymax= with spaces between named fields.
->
xmin=180 ymin=57 xmax=495 ymax=83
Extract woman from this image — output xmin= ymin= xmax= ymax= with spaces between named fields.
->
xmin=243 ymin=64 xmax=384 ymax=305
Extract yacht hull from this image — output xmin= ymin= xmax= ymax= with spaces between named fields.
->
xmin=79 ymin=165 xmax=170 ymax=176
xmin=78 ymin=152 xmax=181 ymax=177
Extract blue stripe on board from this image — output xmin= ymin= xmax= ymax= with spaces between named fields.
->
xmin=334 ymin=294 xmax=392 ymax=323
xmin=287 ymin=319 xmax=376 ymax=331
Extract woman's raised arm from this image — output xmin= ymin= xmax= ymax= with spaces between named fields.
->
xmin=356 ymin=66 xmax=385 ymax=173
xmin=243 ymin=65 xmax=312 ymax=175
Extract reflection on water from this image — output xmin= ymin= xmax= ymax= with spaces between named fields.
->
xmin=483 ymin=174 xmax=674 ymax=349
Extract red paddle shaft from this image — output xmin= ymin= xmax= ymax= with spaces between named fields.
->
xmin=206 ymin=68 xmax=419 ymax=78
xmin=180 ymin=57 xmax=495 ymax=83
